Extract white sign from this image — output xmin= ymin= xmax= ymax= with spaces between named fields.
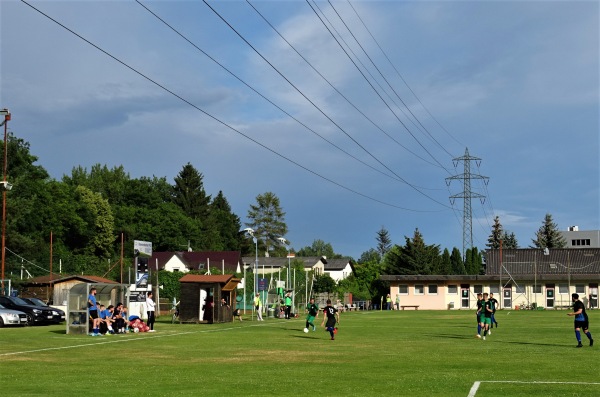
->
xmin=134 ymin=240 xmax=153 ymax=257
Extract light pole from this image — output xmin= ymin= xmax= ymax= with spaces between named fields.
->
xmin=277 ymin=237 xmax=291 ymax=290
xmin=0 ymin=108 xmax=11 ymax=296
xmin=244 ymin=228 xmax=258 ymax=297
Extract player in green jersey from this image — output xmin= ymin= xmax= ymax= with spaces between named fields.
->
xmin=305 ymin=298 xmax=319 ymax=331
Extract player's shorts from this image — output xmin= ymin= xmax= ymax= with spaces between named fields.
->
xmin=326 ymin=318 xmax=336 ymax=328
xmin=89 ymin=310 xmax=99 ymax=319
xmin=575 ymin=320 xmax=589 ymax=330
xmin=482 ymin=317 xmax=492 ymax=325
xmin=306 ymin=315 xmax=315 ymax=323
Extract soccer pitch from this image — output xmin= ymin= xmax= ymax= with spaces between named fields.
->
xmin=0 ymin=310 xmax=597 ymax=396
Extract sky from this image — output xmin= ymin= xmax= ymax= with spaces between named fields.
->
xmin=0 ymin=0 xmax=598 ymax=260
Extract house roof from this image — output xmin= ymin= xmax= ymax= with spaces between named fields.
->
xmin=179 ymin=274 xmax=235 ymax=284
xmin=241 ymin=256 xmax=352 ymax=271
xmin=484 ymin=248 xmax=600 ymax=276
xmin=151 ymin=251 xmax=242 ymax=272
xmin=23 ymin=274 xmax=118 ymax=285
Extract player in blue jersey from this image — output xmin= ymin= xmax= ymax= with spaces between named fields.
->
xmin=568 ymin=293 xmax=593 ymax=347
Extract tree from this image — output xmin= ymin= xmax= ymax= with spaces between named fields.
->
xmin=502 ymin=231 xmax=519 ymax=249
xmin=171 ymin=163 xmax=211 ymax=221
xmin=358 ymin=248 xmax=381 ymax=264
xmin=439 ymin=248 xmax=452 ymax=275
xmin=297 ymin=239 xmax=336 ymax=258
xmin=376 ymin=226 xmax=392 ymax=258
xmin=464 ymin=247 xmax=484 ymax=275
xmin=486 ymin=216 xmax=503 ymax=249
xmin=312 ymin=273 xmax=336 ymax=294
xmin=246 ymin=192 xmax=287 ymax=256
xmin=450 ymin=247 xmax=465 ymax=275
xmin=531 ymin=213 xmax=567 ymax=249
xmin=383 ymin=229 xmax=440 ymax=275
xmin=207 ymin=191 xmax=243 ymax=251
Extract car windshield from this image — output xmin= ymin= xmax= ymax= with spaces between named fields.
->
xmin=0 ymin=303 xmax=5 ymax=309
xmin=11 ymin=297 xmax=30 ymax=305
xmin=27 ymin=298 xmax=47 ymax=307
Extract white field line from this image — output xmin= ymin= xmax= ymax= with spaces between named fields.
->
xmin=0 ymin=322 xmax=283 ymax=357
xmin=468 ymin=380 xmax=600 ymax=397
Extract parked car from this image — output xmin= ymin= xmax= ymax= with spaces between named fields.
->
xmin=0 ymin=303 xmax=28 ymax=327
xmin=0 ymin=296 xmax=54 ymax=326
xmin=23 ymin=297 xmax=66 ymax=324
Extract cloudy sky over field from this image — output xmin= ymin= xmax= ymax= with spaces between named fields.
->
xmin=1 ymin=0 xmax=598 ymax=259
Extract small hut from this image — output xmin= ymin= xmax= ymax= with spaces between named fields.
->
xmin=178 ymin=274 xmax=241 ymax=323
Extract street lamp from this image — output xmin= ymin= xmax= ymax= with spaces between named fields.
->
xmin=0 ymin=108 xmax=11 ymax=296
xmin=244 ymin=228 xmax=258 ymax=297
xmin=277 ymin=237 xmax=291 ymax=290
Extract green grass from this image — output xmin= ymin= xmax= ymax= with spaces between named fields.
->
xmin=0 ymin=310 xmax=597 ymax=396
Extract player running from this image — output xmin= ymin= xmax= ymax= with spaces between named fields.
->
xmin=321 ymin=299 xmax=340 ymax=340
xmin=305 ymin=298 xmax=319 ymax=331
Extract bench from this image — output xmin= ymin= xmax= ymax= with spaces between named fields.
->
xmin=400 ymin=305 xmax=419 ymax=310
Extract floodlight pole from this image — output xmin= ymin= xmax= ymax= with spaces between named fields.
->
xmin=0 ymin=109 xmax=11 ymax=296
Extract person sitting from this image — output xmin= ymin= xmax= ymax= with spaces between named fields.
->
xmin=232 ymin=308 xmax=243 ymax=322
xmin=113 ymin=303 xmax=126 ymax=334
xmin=99 ymin=304 xmax=116 ymax=335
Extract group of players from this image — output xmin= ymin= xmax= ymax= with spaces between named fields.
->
xmin=304 ymin=298 xmax=340 ymax=340
xmin=475 ymin=292 xmax=498 ymax=340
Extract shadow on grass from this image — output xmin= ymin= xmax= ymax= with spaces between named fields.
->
xmin=424 ymin=333 xmax=565 ymax=347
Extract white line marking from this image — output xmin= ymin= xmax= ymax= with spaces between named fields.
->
xmin=0 ymin=322 xmax=284 ymax=357
xmin=467 ymin=381 xmax=480 ymax=397
xmin=468 ymin=380 xmax=600 ymax=396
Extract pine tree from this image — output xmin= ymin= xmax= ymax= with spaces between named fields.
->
xmin=440 ymin=248 xmax=452 ymax=275
xmin=486 ymin=216 xmax=503 ymax=249
xmin=450 ymin=247 xmax=466 ymax=274
xmin=502 ymin=231 xmax=519 ymax=249
xmin=376 ymin=226 xmax=392 ymax=258
xmin=531 ymin=213 xmax=567 ymax=248
xmin=171 ymin=163 xmax=211 ymax=220
xmin=246 ymin=192 xmax=288 ymax=255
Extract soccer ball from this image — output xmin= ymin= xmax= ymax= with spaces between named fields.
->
xmin=303 ymin=328 xmax=309 ymax=333
xmin=133 ymin=327 xmax=139 ymax=333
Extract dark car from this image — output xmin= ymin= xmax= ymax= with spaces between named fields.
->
xmin=0 ymin=296 xmax=54 ymax=326
xmin=23 ymin=297 xmax=66 ymax=324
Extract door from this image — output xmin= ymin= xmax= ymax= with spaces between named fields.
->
xmin=461 ymin=286 xmax=470 ymax=308
xmin=503 ymin=287 xmax=512 ymax=309
xmin=590 ymin=284 xmax=598 ymax=309
xmin=546 ymin=285 xmax=555 ymax=308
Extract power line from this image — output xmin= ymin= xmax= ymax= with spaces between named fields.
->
xmin=20 ymin=0 xmax=440 ymax=213
xmin=203 ymin=0 xmax=453 ymax=209
xmin=305 ymin=0 xmax=452 ymax=175
xmin=346 ymin=0 xmax=465 ymax=149
xmin=327 ymin=0 xmax=456 ymax=162
xmin=244 ymin=0 xmax=443 ymax=171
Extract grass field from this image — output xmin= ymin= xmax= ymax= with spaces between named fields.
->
xmin=0 ymin=309 xmax=597 ymax=396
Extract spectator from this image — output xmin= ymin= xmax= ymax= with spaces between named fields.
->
xmin=146 ymin=292 xmax=156 ymax=332
xmin=88 ymin=287 xmax=100 ymax=337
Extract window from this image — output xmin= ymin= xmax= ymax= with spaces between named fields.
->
xmin=448 ymin=285 xmax=458 ymax=294
xmin=576 ymin=284 xmax=585 ymax=294
xmin=514 ymin=285 xmax=526 ymax=295
xmin=571 ymin=239 xmax=591 ymax=246
xmin=474 ymin=285 xmax=483 ymax=294
xmin=399 ymin=285 xmax=408 ymax=294
xmin=558 ymin=284 xmax=569 ymax=294
xmin=489 ymin=285 xmax=499 ymax=295
xmin=414 ymin=285 xmax=424 ymax=295
xmin=533 ymin=284 xmax=542 ymax=294
xmin=428 ymin=285 xmax=438 ymax=295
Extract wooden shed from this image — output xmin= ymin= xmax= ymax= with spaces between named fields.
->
xmin=178 ymin=274 xmax=241 ymax=323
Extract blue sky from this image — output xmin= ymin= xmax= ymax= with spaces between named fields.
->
xmin=1 ymin=1 xmax=598 ymax=260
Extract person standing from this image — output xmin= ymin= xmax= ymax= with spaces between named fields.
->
xmin=88 ymin=287 xmax=101 ymax=336
xmin=254 ymin=293 xmax=263 ymax=321
xmin=489 ymin=293 xmax=499 ymax=328
xmin=321 ymin=299 xmax=340 ymax=340
xmin=146 ymin=291 xmax=156 ymax=332
xmin=395 ymin=294 xmax=401 ymax=311
xmin=480 ymin=293 xmax=493 ymax=340
xmin=386 ymin=294 xmax=392 ymax=310
xmin=568 ymin=293 xmax=593 ymax=348
xmin=475 ymin=293 xmax=483 ymax=338
xmin=284 ymin=292 xmax=292 ymax=319
xmin=305 ymin=298 xmax=319 ymax=331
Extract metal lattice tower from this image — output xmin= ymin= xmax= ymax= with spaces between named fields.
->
xmin=445 ymin=148 xmax=489 ymax=260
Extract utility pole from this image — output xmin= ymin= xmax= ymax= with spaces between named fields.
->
xmin=446 ymin=148 xmax=489 ymax=261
